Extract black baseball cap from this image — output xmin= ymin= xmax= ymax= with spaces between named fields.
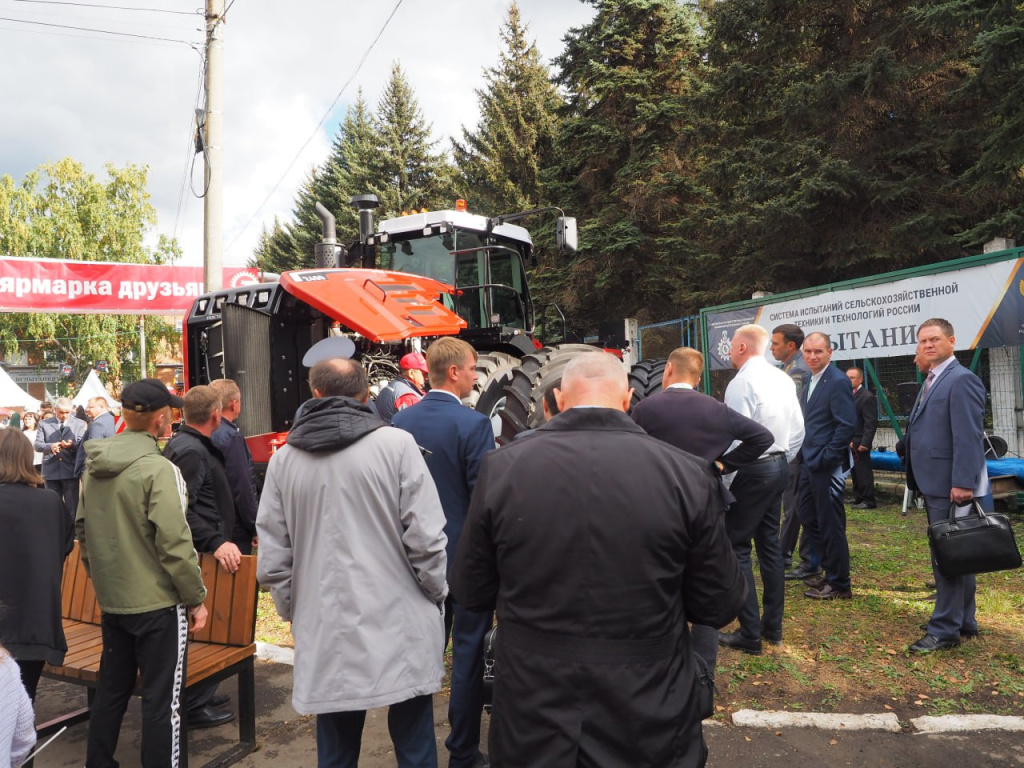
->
xmin=121 ymin=378 xmax=185 ymax=412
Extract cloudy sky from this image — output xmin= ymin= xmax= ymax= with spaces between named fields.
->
xmin=0 ymin=0 xmax=596 ymax=268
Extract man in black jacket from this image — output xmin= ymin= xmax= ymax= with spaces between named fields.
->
xmin=846 ymin=367 xmax=878 ymax=509
xmin=453 ymin=352 xmax=746 ymax=768
xmin=209 ymin=379 xmax=259 ymax=554
xmin=163 ymin=385 xmax=237 ymax=728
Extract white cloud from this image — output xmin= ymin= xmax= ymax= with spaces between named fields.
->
xmin=0 ymin=0 xmax=595 ymax=269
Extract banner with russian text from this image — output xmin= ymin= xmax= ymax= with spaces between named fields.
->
xmin=703 ymin=254 xmax=1024 ymax=369
xmin=0 ymin=257 xmax=261 ymax=314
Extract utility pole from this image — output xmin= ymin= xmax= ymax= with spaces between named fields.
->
xmin=203 ymin=0 xmax=224 ymax=292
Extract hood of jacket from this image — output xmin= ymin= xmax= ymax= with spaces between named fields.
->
xmin=288 ymin=396 xmax=386 ymax=453
xmin=85 ymin=430 xmax=160 ymax=478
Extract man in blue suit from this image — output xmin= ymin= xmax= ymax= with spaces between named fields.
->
xmin=74 ymin=397 xmax=117 ymax=479
xmin=393 ymin=337 xmax=494 ymax=768
xmin=903 ymin=318 xmax=989 ymax=653
xmin=796 ymin=332 xmax=856 ymax=600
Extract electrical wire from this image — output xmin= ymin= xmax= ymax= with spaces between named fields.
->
xmin=10 ymin=0 xmax=198 ymax=15
xmin=224 ymin=0 xmax=405 ymax=255
xmin=173 ymin=57 xmax=208 ymax=239
xmin=0 ymin=14 xmax=197 ymax=45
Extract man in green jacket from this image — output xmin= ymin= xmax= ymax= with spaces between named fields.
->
xmin=76 ymin=378 xmax=209 ymax=768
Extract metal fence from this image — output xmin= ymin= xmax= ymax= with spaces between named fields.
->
xmin=637 ymin=316 xmax=702 ymax=361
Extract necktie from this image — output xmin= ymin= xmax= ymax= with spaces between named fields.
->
xmin=923 ymin=370 xmax=935 ymax=395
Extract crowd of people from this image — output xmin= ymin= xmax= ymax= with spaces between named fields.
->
xmin=0 ymin=316 xmax=994 ymax=767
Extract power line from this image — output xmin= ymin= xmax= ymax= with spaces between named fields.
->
xmin=173 ymin=57 xmax=208 ymax=240
xmin=225 ymin=0 xmax=405 ymax=255
xmin=10 ymin=0 xmax=198 ymax=16
xmin=0 ymin=14 xmax=198 ymax=46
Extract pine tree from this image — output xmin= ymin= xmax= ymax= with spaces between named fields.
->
xmin=545 ymin=0 xmax=705 ymax=326
xmin=368 ymin=63 xmax=456 ymax=217
xmin=453 ymin=2 xmax=564 ymax=215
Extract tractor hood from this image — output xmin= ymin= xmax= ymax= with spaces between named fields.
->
xmin=280 ymin=268 xmax=467 ymax=343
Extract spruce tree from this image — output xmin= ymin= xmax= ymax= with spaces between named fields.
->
xmin=453 ymin=2 xmax=563 ymax=215
xmin=546 ymin=0 xmax=705 ymax=326
xmin=368 ymin=63 xmax=456 ymax=217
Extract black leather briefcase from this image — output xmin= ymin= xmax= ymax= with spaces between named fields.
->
xmin=928 ymin=500 xmax=1022 ymax=578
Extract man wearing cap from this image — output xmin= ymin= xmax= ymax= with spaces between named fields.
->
xmin=375 ymin=352 xmax=428 ymax=423
xmin=163 ymin=385 xmax=238 ymax=728
xmin=77 ymin=379 xmax=209 ymax=768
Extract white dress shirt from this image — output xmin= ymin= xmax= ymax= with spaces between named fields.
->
xmin=724 ymin=355 xmax=805 ymax=463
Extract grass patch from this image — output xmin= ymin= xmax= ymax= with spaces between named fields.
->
xmin=715 ymin=500 xmax=1024 ymax=718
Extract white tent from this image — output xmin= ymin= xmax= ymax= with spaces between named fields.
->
xmin=0 ymin=367 xmax=43 ymax=411
xmin=73 ymin=369 xmax=121 ymax=411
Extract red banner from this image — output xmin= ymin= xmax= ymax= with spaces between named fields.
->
xmin=0 ymin=257 xmax=261 ymax=314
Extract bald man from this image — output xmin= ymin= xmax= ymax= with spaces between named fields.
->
xmin=452 ymin=352 xmax=746 ymax=768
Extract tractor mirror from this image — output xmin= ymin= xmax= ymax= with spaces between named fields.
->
xmin=556 ymin=217 xmax=578 ymax=255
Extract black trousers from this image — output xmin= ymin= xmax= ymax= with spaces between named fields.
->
xmin=780 ymin=457 xmax=817 ymax=571
xmin=851 ymin=450 xmax=876 ymax=506
xmin=728 ymin=456 xmax=789 ymax=638
xmin=796 ymin=463 xmax=851 ymax=592
xmin=45 ymin=477 xmax=80 ymax=524
xmin=86 ymin=605 xmax=189 ymax=768
xmin=16 ymin=659 xmax=45 ymax=702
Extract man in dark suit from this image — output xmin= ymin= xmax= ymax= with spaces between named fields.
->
xmin=35 ymin=396 xmax=87 ymax=522
xmin=74 ymin=397 xmax=117 ymax=479
xmin=633 ymin=346 xmax=773 ymax=662
xmin=903 ymin=318 xmax=990 ymax=653
xmin=797 ymin=332 xmax=856 ymax=600
xmin=846 ymin=368 xmax=878 ymax=509
xmin=452 ymin=351 xmax=746 ymax=768
xmin=771 ymin=324 xmax=818 ymax=581
xmin=210 ymin=379 xmax=260 ymax=555
xmin=393 ymin=337 xmax=494 ymax=768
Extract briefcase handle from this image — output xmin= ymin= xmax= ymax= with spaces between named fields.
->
xmin=946 ymin=499 xmax=990 ymax=526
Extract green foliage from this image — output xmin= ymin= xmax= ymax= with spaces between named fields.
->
xmin=453 ymin=2 xmax=564 ymax=215
xmin=545 ymin=0 xmax=705 ymax=326
xmin=252 ymin=70 xmax=457 ymax=274
xmin=0 ymin=159 xmax=176 ymax=390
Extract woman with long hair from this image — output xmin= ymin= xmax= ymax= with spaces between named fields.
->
xmin=20 ymin=413 xmax=42 ymax=472
xmin=0 ymin=428 xmax=73 ymax=703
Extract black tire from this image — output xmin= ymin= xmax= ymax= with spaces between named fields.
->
xmin=498 ymin=344 xmax=604 ymax=444
xmin=628 ymin=359 xmax=667 ymax=411
xmin=463 ymin=352 xmax=521 ymax=440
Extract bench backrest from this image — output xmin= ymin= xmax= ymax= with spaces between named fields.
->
xmin=63 ymin=541 xmax=258 ymax=647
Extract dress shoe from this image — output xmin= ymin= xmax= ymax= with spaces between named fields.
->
xmin=762 ymin=628 xmax=783 ymax=646
xmin=909 ymin=634 xmax=960 ymax=653
xmin=924 ymin=580 xmax=937 ymax=589
xmin=851 ymin=502 xmax=875 ymax=509
xmin=210 ymin=693 xmax=230 ymax=708
xmin=784 ymin=566 xmax=820 ymax=582
xmin=803 ymin=584 xmax=852 ymax=600
xmin=187 ymin=705 xmax=235 ymax=729
xmin=449 ymin=753 xmax=489 ymax=768
xmin=803 ymin=575 xmax=827 ymax=590
xmin=718 ymin=631 xmax=763 ymax=655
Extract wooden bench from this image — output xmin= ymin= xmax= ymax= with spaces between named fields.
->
xmin=38 ymin=541 xmax=259 ymax=768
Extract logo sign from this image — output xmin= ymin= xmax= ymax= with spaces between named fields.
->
xmin=60 ymin=364 xmax=73 ymax=377
xmin=96 ymin=360 xmax=109 ymax=373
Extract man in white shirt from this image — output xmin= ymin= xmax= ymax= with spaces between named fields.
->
xmin=719 ymin=325 xmax=805 ymax=654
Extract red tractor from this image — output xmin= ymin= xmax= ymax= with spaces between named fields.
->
xmin=182 ymin=195 xmax=604 ymax=470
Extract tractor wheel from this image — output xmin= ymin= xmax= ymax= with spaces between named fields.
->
xmin=628 ymin=359 xmax=667 ymax=411
xmin=498 ymin=344 xmax=604 ymax=444
xmin=464 ymin=352 xmax=521 ymax=440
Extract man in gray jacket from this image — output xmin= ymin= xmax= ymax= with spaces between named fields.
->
xmin=257 ymin=357 xmax=448 ymax=768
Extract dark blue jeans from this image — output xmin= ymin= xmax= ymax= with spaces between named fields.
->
xmin=315 ymin=694 xmax=437 ymax=768
xmin=728 ymin=456 xmax=789 ymax=638
xmin=444 ymin=597 xmax=492 ymax=767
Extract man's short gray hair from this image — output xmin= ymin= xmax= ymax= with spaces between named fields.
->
xmin=561 ymin=351 xmax=627 ymax=391
xmin=734 ymin=324 xmax=769 ymax=355
xmin=55 ymin=397 xmax=73 ymax=412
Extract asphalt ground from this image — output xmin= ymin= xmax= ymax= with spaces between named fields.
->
xmin=32 ymin=657 xmax=1024 ymax=767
